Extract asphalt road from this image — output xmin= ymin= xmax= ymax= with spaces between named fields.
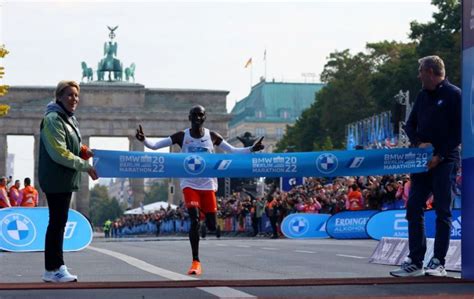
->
xmin=0 ymin=236 xmax=470 ymax=298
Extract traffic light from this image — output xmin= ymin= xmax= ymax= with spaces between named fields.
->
xmin=0 ymin=66 xmax=5 ymax=79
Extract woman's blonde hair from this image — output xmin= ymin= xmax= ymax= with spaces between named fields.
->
xmin=55 ymin=80 xmax=80 ymax=100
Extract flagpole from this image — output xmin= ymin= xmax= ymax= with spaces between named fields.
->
xmin=250 ymin=63 xmax=253 ymax=88
xmin=245 ymin=57 xmax=253 ymax=89
xmin=264 ymin=49 xmax=267 ymax=81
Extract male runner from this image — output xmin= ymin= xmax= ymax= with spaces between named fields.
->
xmin=136 ymin=105 xmax=264 ymax=275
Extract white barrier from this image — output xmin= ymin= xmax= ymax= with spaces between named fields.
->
xmin=370 ymin=237 xmax=461 ymax=272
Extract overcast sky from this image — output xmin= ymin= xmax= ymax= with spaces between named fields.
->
xmin=1 ymin=0 xmax=435 ymax=185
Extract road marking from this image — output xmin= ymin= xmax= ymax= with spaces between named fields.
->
xmin=294 ymin=250 xmax=315 ymax=254
xmin=88 ymin=246 xmax=195 ymax=281
xmin=198 ymin=287 xmax=256 ymax=298
xmin=88 ymin=246 xmax=256 ymax=298
xmin=336 ymin=254 xmax=366 ymax=259
xmin=237 ymin=245 xmax=251 ymax=248
xmin=216 ymin=243 xmax=228 ymax=247
xmin=261 ymin=247 xmax=277 ymax=250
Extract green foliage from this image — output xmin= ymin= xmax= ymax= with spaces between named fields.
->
xmin=144 ymin=180 xmax=168 ymax=205
xmin=275 ymin=0 xmax=460 ymax=152
xmin=410 ymin=0 xmax=461 ymax=85
xmin=315 ymin=136 xmax=334 ymax=151
xmin=89 ymin=185 xmax=123 ymax=227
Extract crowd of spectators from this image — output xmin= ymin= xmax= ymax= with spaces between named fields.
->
xmin=107 ymin=172 xmax=461 ymax=238
xmin=108 ymin=203 xmax=189 ymax=237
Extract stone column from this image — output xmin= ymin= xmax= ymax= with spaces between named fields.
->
xmin=128 ymin=136 xmax=144 ymax=208
xmin=75 ymin=135 xmax=90 ymax=216
xmin=0 ymin=134 xmax=7 ymax=179
xmin=33 ymin=133 xmax=47 ymax=206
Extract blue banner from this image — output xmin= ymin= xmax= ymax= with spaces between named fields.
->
xmin=462 ymin=0 xmax=474 ymax=279
xmin=425 ymin=209 xmax=461 ymax=240
xmin=366 ymin=210 xmax=409 ymax=240
xmin=0 ymin=208 xmax=93 ymax=252
xmin=280 ymin=177 xmax=305 ymax=192
xmin=366 ymin=209 xmax=461 ymax=241
xmin=94 ymin=147 xmax=432 ymax=178
xmin=326 ymin=210 xmax=378 ymax=239
xmin=281 ymin=213 xmax=330 ymax=239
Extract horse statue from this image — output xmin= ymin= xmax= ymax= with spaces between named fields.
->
xmin=81 ymin=62 xmax=94 ymax=82
xmin=124 ymin=63 xmax=136 ymax=82
xmin=97 ymin=62 xmax=104 ymax=81
xmin=97 ymin=41 xmax=123 ymax=81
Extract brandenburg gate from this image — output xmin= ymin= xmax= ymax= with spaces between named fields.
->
xmin=0 ymin=27 xmax=230 ymax=216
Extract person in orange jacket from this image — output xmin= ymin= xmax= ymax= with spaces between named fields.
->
xmin=20 ymin=177 xmax=38 ymax=207
xmin=0 ymin=176 xmax=12 ymax=208
xmin=8 ymin=179 xmax=22 ymax=206
xmin=346 ymin=183 xmax=364 ymax=211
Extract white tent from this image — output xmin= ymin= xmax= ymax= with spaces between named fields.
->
xmin=124 ymin=201 xmax=177 ymax=215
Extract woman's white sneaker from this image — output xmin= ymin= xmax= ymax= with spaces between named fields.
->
xmin=42 ymin=265 xmax=78 ymax=282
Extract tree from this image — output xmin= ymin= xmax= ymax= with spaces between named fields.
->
xmin=144 ymin=180 xmax=168 ymax=205
xmin=89 ymin=185 xmax=123 ymax=227
xmin=275 ymin=0 xmax=461 ymax=151
xmin=410 ymin=0 xmax=461 ymax=85
xmin=276 ymin=50 xmax=377 ymax=151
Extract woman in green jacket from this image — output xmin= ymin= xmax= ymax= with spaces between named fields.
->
xmin=39 ymin=80 xmax=98 ymax=283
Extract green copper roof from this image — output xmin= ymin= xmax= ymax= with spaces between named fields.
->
xmin=230 ymin=81 xmax=324 ymax=126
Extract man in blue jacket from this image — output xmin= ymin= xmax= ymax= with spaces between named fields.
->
xmin=390 ymin=56 xmax=461 ymax=277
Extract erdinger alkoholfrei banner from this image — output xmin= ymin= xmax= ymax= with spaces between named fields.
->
xmin=326 ymin=210 xmax=378 ymax=239
xmin=94 ymin=147 xmax=432 ymax=178
xmin=462 ymin=0 xmax=474 ymax=279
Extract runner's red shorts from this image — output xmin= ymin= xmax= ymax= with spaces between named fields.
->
xmin=182 ymin=187 xmax=217 ymax=214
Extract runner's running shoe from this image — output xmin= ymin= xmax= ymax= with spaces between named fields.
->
xmin=187 ymin=261 xmax=202 ymax=275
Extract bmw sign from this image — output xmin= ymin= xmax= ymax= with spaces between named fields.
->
xmin=316 ymin=153 xmax=338 ymax=174
xmin=183 ymin=155 xmax=206 ymax=175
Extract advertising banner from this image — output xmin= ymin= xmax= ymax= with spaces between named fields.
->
xmin=462 ymin=0 xmax=474 ymax=279
xmin=425 ymin=209 xmax=461 ymax=240
xmin=366 ymin=209 xmax=461 ymax=241
xmin=0 ymin=208 xmax=92 ymax=252
xmin=280 ymin=177 xmax=305 ymax=192
xmin=366 ymin=210 xmax=408 ymax=240
xmin=326 ymin=210 xmax=378 ymax=239
xmin=281 ymin=213 xmax=330 ymax=239
xmin=94 ymin=147 xmax=432 ymax=178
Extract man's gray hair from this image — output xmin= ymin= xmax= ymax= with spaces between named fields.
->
xmin=418 ymin=55 xmax=445 ymax=77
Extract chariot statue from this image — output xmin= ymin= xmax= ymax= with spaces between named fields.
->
xmin=97 ymin=26 xmax=123 ymax=81
xmin=80 ymin=26 xmax=136 ymax=83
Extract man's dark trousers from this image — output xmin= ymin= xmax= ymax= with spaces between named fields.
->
xmin=406 ymin=161 xmax=457 ymax=267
